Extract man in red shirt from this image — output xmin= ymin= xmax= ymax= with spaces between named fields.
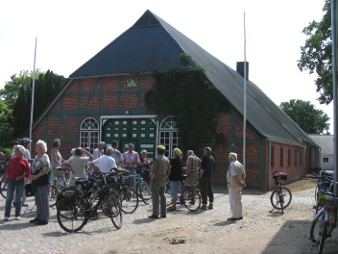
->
xmin=4 ymin=145 xmax=30 ymax=221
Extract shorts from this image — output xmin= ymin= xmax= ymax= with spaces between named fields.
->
xmin=169 ymin=181 xmax=180 ymax=199
xmin=185 ymin=172 xmax=199 ymax=186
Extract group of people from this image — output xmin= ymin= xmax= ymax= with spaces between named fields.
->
xmin=2 ymin=137 xmax=246 ymax=224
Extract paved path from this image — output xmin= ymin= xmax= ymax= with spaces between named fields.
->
xmin=1 ymin=179 xmax=337 ymax=254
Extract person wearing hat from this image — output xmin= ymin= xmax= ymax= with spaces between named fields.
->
xmin=13 ymin=137 xmax=33 ymax=207
xmin=200 ymin=147 xmax=215 ymax=210
xmin=148 ymin=145 xmax=170 ymax=219
xmin=167 ymin=148 xmax=183 ymax=211
xmin=4 ymin=145 xmax=30 ymax=221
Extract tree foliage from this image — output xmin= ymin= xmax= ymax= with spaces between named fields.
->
xmin=144 ymin=69 xmax=229 ymax=153
xmin=0 ymin=100 xmax=13 ymax=147
xmin=11 ymin=70 xmax=65 ymax=137
xmin=0 ymin=70 xmax=42 ymax=110
xmin=279 ymin=99 xmax=330 ymax=134
xmin=298 ymin=0 xmax=333 ymax=104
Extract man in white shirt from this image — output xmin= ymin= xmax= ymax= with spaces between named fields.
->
xmin=93 ymin=141 xmax=105 ymax=160
xmin=90 ymin=147 xmax=129 ymax=174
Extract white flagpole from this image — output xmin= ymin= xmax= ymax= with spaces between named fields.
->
xmin=331 ymin=0 xmax=337 ymax=196
xmin=243 ymin=13 xmax=247 ymax=170
xmin=29 ymin=37 xmax=37 ymax=151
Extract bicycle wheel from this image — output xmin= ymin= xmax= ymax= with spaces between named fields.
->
xmin=318 ymin=225 xmax=328 ymax=254
xmin=137 ymin=180 xmax=151 ymax=205
xmin=182 ymin=186 xmax=201 ymax=212
xmin=314 ymin=185 xmax=322 ymax=213
xmin=270 ymin=187 xmax=292 ymax=210
xmin=108 ymin=190 xmax=123 ymax=229
xmin=118 ymin=187 xmax=138 ymax=214
xmin=310 ymin=208 xmax=324 ymax=243
xmin=49 ymin=184 xmax=59 ymax=207
xmin=0 ymin=177 xmax=7 ymax=199
xmin=56 ymin=188 xmax=89 ymax=233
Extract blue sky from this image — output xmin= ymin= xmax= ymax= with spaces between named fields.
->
xmin=0 ymin=0 xmax=332 ymax=132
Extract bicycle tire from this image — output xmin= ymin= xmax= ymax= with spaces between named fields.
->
xmin=0 ymin=177 xmax=8 ymax=199
xmin=49 ymin=184 xmax=59 ymax=207
xmin=318 ymin=224 xmax=327 ymax=254
xmin=108 ymin=190 xmax=123 ymax=229
xmin=270 ymin=187 xmax=292 ymax=210
xmin=182 ymin=186 xmax=201 ymax=212
xmin=310 ymin=208 xmax=324 ymax=243
xmin=118 ymin=186 xmax=138 ymax=214
xmin=137 ymin=180 xmax=151 ymax=205
xmin=56 ymin=188 xmax=89 ymax=233
xmin=314 ymin=185 xmax=323 ymax=213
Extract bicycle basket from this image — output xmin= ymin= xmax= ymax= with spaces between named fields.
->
xmin=273 ymin=171 xmax=287 ymax=180
xmin=318 ymin=193 xmax=338 ymax=208
xmin=56 ymin=189 xmax=79 ymax=211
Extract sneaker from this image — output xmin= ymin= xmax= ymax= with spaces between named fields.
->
xmin=201 ymin=205 xmax=207 ymax=210
xmin=208 ymin=204 xmax=213 ymax=210
xmin=4 ymin=217 xmax=10 ymax=221
xmin=15 ymin=216 xmax=21 ymax=220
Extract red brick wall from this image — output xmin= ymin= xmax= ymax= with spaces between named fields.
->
xmin=32 ymin=74 xmax=314 ymax=190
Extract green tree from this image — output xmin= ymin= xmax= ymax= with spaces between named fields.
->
xmin=298 ymin=0 xmax=333 ymax=104
xmin=0 ymin=100 xmax=13 ymax=147
xmin=12 ymin=70 xmax=65 ymax=137
xmin=0 ymin=70 xmax=41 ymax=110
xmin=279 ymin=99 xmax=330 ymax=134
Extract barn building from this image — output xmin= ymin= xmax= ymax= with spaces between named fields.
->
xmin=32 ymin=10 xmax=320 ymax=190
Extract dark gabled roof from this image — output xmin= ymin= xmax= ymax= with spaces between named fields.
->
xmin=70 ymin=11 xmax=189 ymax=78
xmin=69 ymin=10 xmax=317 ymax=147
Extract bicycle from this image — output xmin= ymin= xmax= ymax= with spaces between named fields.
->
xmin=167 ymin=174 xmax=201 ymax=212
xmin=0 ymin=157 xmax=9 ymax=179
xmin=270 ymin=171 xmax=292 ymax=214
xmin=314 ymin=170 xmax=334 ymax=213
xmin=49 ymin=168 xmax=70 ymax=207
xmin=0 ymin=157 xmax=9 ymax=199
xmin=115 ymin=174 xmax=139 ymax=214
xmin=56 ymin=171 xmax=122 ymax=233
xmin=134 ymin=171 xmax=151 ymax=205
xmin=309 ymin=192 xmax=338 ymax=254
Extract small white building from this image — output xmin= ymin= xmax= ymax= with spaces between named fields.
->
xmin=308 ymin=134 xmax=334 ymax=170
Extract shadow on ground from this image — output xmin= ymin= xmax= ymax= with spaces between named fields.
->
xmin=261 ymin=220 xmax=338 ymax=254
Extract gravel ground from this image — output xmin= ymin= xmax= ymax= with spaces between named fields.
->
xmin=1 ymin=178 xmax=338 ymax=254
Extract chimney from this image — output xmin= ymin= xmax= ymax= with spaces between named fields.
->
xmin=236 ymin=62 xmax=249 ymax=80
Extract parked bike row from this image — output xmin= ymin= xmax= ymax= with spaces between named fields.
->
xmin=309 ymin=170 xmax=337 ymax=254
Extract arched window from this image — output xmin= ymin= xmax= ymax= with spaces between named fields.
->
xmin=159 ymin=116 xmax=180 ymax=158
xmin=124 ymin=79 xmax=137 ymax=88
xmin=80 ymin=117 xmax=99 ymax=152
